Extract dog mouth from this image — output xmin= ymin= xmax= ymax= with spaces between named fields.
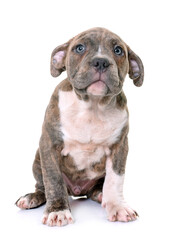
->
xmin=86 ymin=79 xmax=108 ymax=96
xmin=86 ymin=71 xmax=110 ymax=96
xmin=73 ymin=69 xmax=121 ymax=97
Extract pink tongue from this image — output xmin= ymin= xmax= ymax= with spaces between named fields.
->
xmin=87 ymin=81 xmax=107 ymax=95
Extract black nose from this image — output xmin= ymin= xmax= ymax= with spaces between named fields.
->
xmin=92 ymin=58 xmax=110 ymax=72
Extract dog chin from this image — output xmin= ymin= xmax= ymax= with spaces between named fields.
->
xmin=87 ymin=80 xmax=108 ymax=96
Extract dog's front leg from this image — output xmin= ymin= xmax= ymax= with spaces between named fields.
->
xmin=39 ymin=130 xmax=74 ymax=227
xmin=102 ymin=131 xmax=138 ymax=222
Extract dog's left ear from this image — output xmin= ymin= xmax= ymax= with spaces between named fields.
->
xmin=50 ymin=39 xmax=72 ymax=77
xmin=127 ymin=47 xmax=144 ymax=87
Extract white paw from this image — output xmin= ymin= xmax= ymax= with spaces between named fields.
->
xmin=102 ymin=202 xmax=138 ymax=222
xmin=42 ymin=209 xmax=74 ymax=227
xmin=16 ymin=196 xmax=37 ymax=209
xmin=16 ymin=196 xmax=30 ymax=209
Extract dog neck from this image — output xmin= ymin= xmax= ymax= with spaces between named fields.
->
xmin=73 ymin=88 xmax=117 ymax=108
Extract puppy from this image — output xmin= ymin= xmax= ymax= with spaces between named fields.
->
xmin=16 ymin=27 xmax=144 ymax=226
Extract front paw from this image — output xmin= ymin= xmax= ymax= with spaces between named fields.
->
xmin=102 ymin=201 xmax=138 ymax=222
xmin=42 ymin=209 xmax=74 ymax=227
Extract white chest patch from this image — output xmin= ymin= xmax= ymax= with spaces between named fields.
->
xmin=58 ymin=90 xmax=128 ymax=177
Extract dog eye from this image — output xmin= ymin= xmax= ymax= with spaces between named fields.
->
xmin=114 ymin=46 xmax=123 ymax=56
xmin=75 ymin=44 xmax=86 ymax=54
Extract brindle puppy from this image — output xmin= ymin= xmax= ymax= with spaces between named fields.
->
xmin=16 ymin=27 xmax=144 ymax=226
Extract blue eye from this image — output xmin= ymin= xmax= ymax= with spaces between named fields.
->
xmin=75 ymin=44 xmax=85 ymax=54
xmin=114 ymin=46 xmax=123 ymax=56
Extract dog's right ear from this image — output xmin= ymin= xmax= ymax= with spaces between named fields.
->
xmin=50 ymin=40 xmax=72 ymax=77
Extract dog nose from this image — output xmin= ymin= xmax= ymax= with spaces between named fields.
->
xmin=92 ymin=58 xmax=110 ymax=72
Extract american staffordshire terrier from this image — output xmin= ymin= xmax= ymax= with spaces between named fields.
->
xmin=16 ymin=27 xmax=144 ymax=226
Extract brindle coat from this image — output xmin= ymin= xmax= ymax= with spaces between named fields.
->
xmin=16 ymin=27 xmax=144 ymax=226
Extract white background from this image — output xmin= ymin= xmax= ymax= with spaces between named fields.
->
xmin=0 ymin=0 xmax=171 ymax=239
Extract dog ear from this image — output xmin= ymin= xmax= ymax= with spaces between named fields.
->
xmin=50 ymin=40 xmax=71 ymax=77
xmin=127 ymin=47 xmax=144 ymax=87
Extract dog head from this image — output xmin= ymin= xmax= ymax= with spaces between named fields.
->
xmin=51 ymin=28 xmax=144 ymax=98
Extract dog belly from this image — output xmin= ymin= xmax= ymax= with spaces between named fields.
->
xmin=61 ymin=143 xmax=107 ymax=196
xmin=62 ymin=142 xmax=108 ymax=176
xmin=58 ymin=89 xmax=128 ymax=195
xmin=62 ymin=172 xmax=104 ymax=196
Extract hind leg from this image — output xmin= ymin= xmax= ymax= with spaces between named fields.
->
xmin=16 ymin=149 xmax=46 ymax=209
xmin=88 ymin=179 xmax=104 ymax=203
xmin=16 ymin=191 xmax=46 ymax=209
